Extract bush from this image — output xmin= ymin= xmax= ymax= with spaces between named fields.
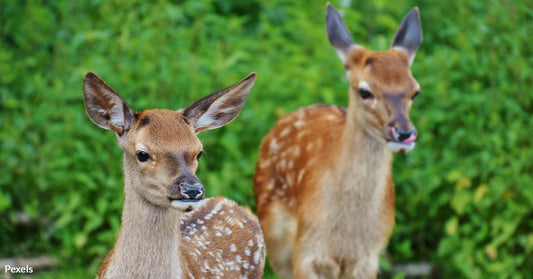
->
xmin=1 ymin=0 xmax=531 ymax=277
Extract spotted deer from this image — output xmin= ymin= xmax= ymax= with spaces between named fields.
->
xmin=83 ymin=72 xmax=265 ymax=279
xmin=254 ymin=4 xmax=422 ymax=279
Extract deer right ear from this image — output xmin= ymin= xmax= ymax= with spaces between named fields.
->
xmin=326 ymin=3 xmax=359 ymax=64
xmin=83 ymin=72 xmax=136 ymax=137
xmin=390 ymin=7 xmax=423 ymax=65
xmin=180 ymin=72 xmax=256 ymax=134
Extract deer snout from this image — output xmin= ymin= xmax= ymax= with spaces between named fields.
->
xmin=386 ymin=120 xmax=417 ymax=153
xmin=167 ymin=182 xmax=205 ymax=201
xmin=179 ymin=183 xmax=205 ymax=200
xmin=167 ymin=181 xmax=206 ymax=212
xmin=391 ymin=126 xmax=417 ymax=143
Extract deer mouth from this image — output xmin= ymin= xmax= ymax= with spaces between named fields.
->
xmin=167 ymin=183 xmax=205 ymax=212
xmin=386 ymin=126 xmax=417 ymax=153
xmin=387 ymin=140 xmax=415 ymax=153
xmin=170 ymin=199 xmax=203 ymax=212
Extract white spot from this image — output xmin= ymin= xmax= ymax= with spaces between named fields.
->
xmin=278 ymin=116 xmax=292 ymax=124
xmin=258 ymin=159 xmax=271 ymax=169
xmin=225 ymin=216 xmax=235 ymax=225
xmin=269 ymin=138 xmax=280 ymax=153
xmin=286 ymin=175 xmax=294 ymax=186
xmin=297 ymin=130 xmax=309 ymax=139
xmin=297 ymin=109 xmax=305 ymax=119
xmin=280 ymin=127 xmax=291 ymax=137
xmin=297 ymin=169 xmax=305 ymax=183
xmin=277 ymin=160 xmax=286 ymax=170
xmin=230 ymin=244 xmax=237 ymax=252
xmin=292 ymin=146 xmax=301 ymax=157
xmin=324 ymin=114 xmax=337 ymax=121
xmin=253 ymin=251 xmax=262 ymax=264
xmin=294 ymin=120 xmax=306 ymax=129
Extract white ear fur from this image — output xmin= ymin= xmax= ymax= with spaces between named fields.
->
xmin=180 ymin=73 xmax=257 ymax=133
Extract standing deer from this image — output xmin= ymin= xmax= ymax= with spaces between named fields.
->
xmin=254 ymin=4 xmax=422 ymax=279
xmin=83 ymin=72 xmax=265 ymax=278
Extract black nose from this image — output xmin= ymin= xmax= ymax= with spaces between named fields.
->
xmin=392 ymin=127 xmax=417 ymax=142
xmin=179 ymin=183 xmax=205 ymax=200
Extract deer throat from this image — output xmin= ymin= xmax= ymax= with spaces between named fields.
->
xmin=107 ymin=189 xmax=184 ymax=278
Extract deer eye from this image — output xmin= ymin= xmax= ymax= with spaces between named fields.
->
xmin=136 ymin=151 xmax=151 ymax=162
xmin=359 ymin=88 xmax=374 ymax=99
xmin=196 ymin=151 xmax=205 ymax=161
xmin=412 ymin=91 xmax=420 ymax=100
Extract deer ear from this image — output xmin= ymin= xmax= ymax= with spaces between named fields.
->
xmin=326 ymin=3 xmax=359 ymax=64
xmin=180 ymin=72 xmax=256 ymax=134
xmin=83 ymin=72 xmax=136 ymax=137
xmin=390 ymin=7 xmax=423 ymax=65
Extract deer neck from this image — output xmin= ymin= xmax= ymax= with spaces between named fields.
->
xmin=105 ymin=157 xmax=183 ymax=278
xmin=328 ymin=94 xmax=393 ymax=206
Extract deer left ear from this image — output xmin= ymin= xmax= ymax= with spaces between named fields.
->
xmin=180 ymin=72 xmax=256 ymax=134
xmin=83 ymin=72 xmax=136 ymax=138
xmin=326 ymin=3 xmax=360 ymax=65
xmin=390 ymin=7 xmax=423 ymax=66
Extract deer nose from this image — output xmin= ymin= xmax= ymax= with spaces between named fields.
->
xmin=179 ymin=183 xmax=205 ymax=200
xmin=391 ymin=127 xmax=417 ymax=143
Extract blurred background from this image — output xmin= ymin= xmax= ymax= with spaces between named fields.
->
xmin=1 ymin=0 xmax=532 ymax=278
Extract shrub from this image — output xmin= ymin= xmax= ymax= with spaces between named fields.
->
xmin=1 ymin=0 xmax=531 ymax=277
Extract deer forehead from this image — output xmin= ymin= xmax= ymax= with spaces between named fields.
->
xmin=129 ymin=109 xmax=201 ymax=153
xmin=349 ymin=49 xmax=418 ymax=94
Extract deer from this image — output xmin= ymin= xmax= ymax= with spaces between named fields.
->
xmin=254 ymin=3 xmax=422 ymax=279
xmin=82 ymin=71 xmax=265 ymax=279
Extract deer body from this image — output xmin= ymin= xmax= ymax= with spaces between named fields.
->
xmin=83 ymin=72 xmax=265 ymax=279
xmin=254 ymin=4 xmax=422 ymax=279
xmin=100 ymin=195 xmax=264 ymax=278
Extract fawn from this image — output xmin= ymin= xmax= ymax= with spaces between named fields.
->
xmin=83 ymin=72 xmax=265 ymax=278
xmin=254 ymin=4 xmax=422 ymax=278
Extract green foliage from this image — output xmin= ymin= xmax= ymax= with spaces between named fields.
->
xmin=1 ymin=0 xmax=531 ymax=278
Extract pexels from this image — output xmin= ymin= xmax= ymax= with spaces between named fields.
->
xmin=4 ymin=264 xmax=34 ymax=274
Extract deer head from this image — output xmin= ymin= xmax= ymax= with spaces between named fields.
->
xmin=83 ymin=72 xmax=256 ymax=211
xmin=327 ymin=3 xmax=422 ymax=153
